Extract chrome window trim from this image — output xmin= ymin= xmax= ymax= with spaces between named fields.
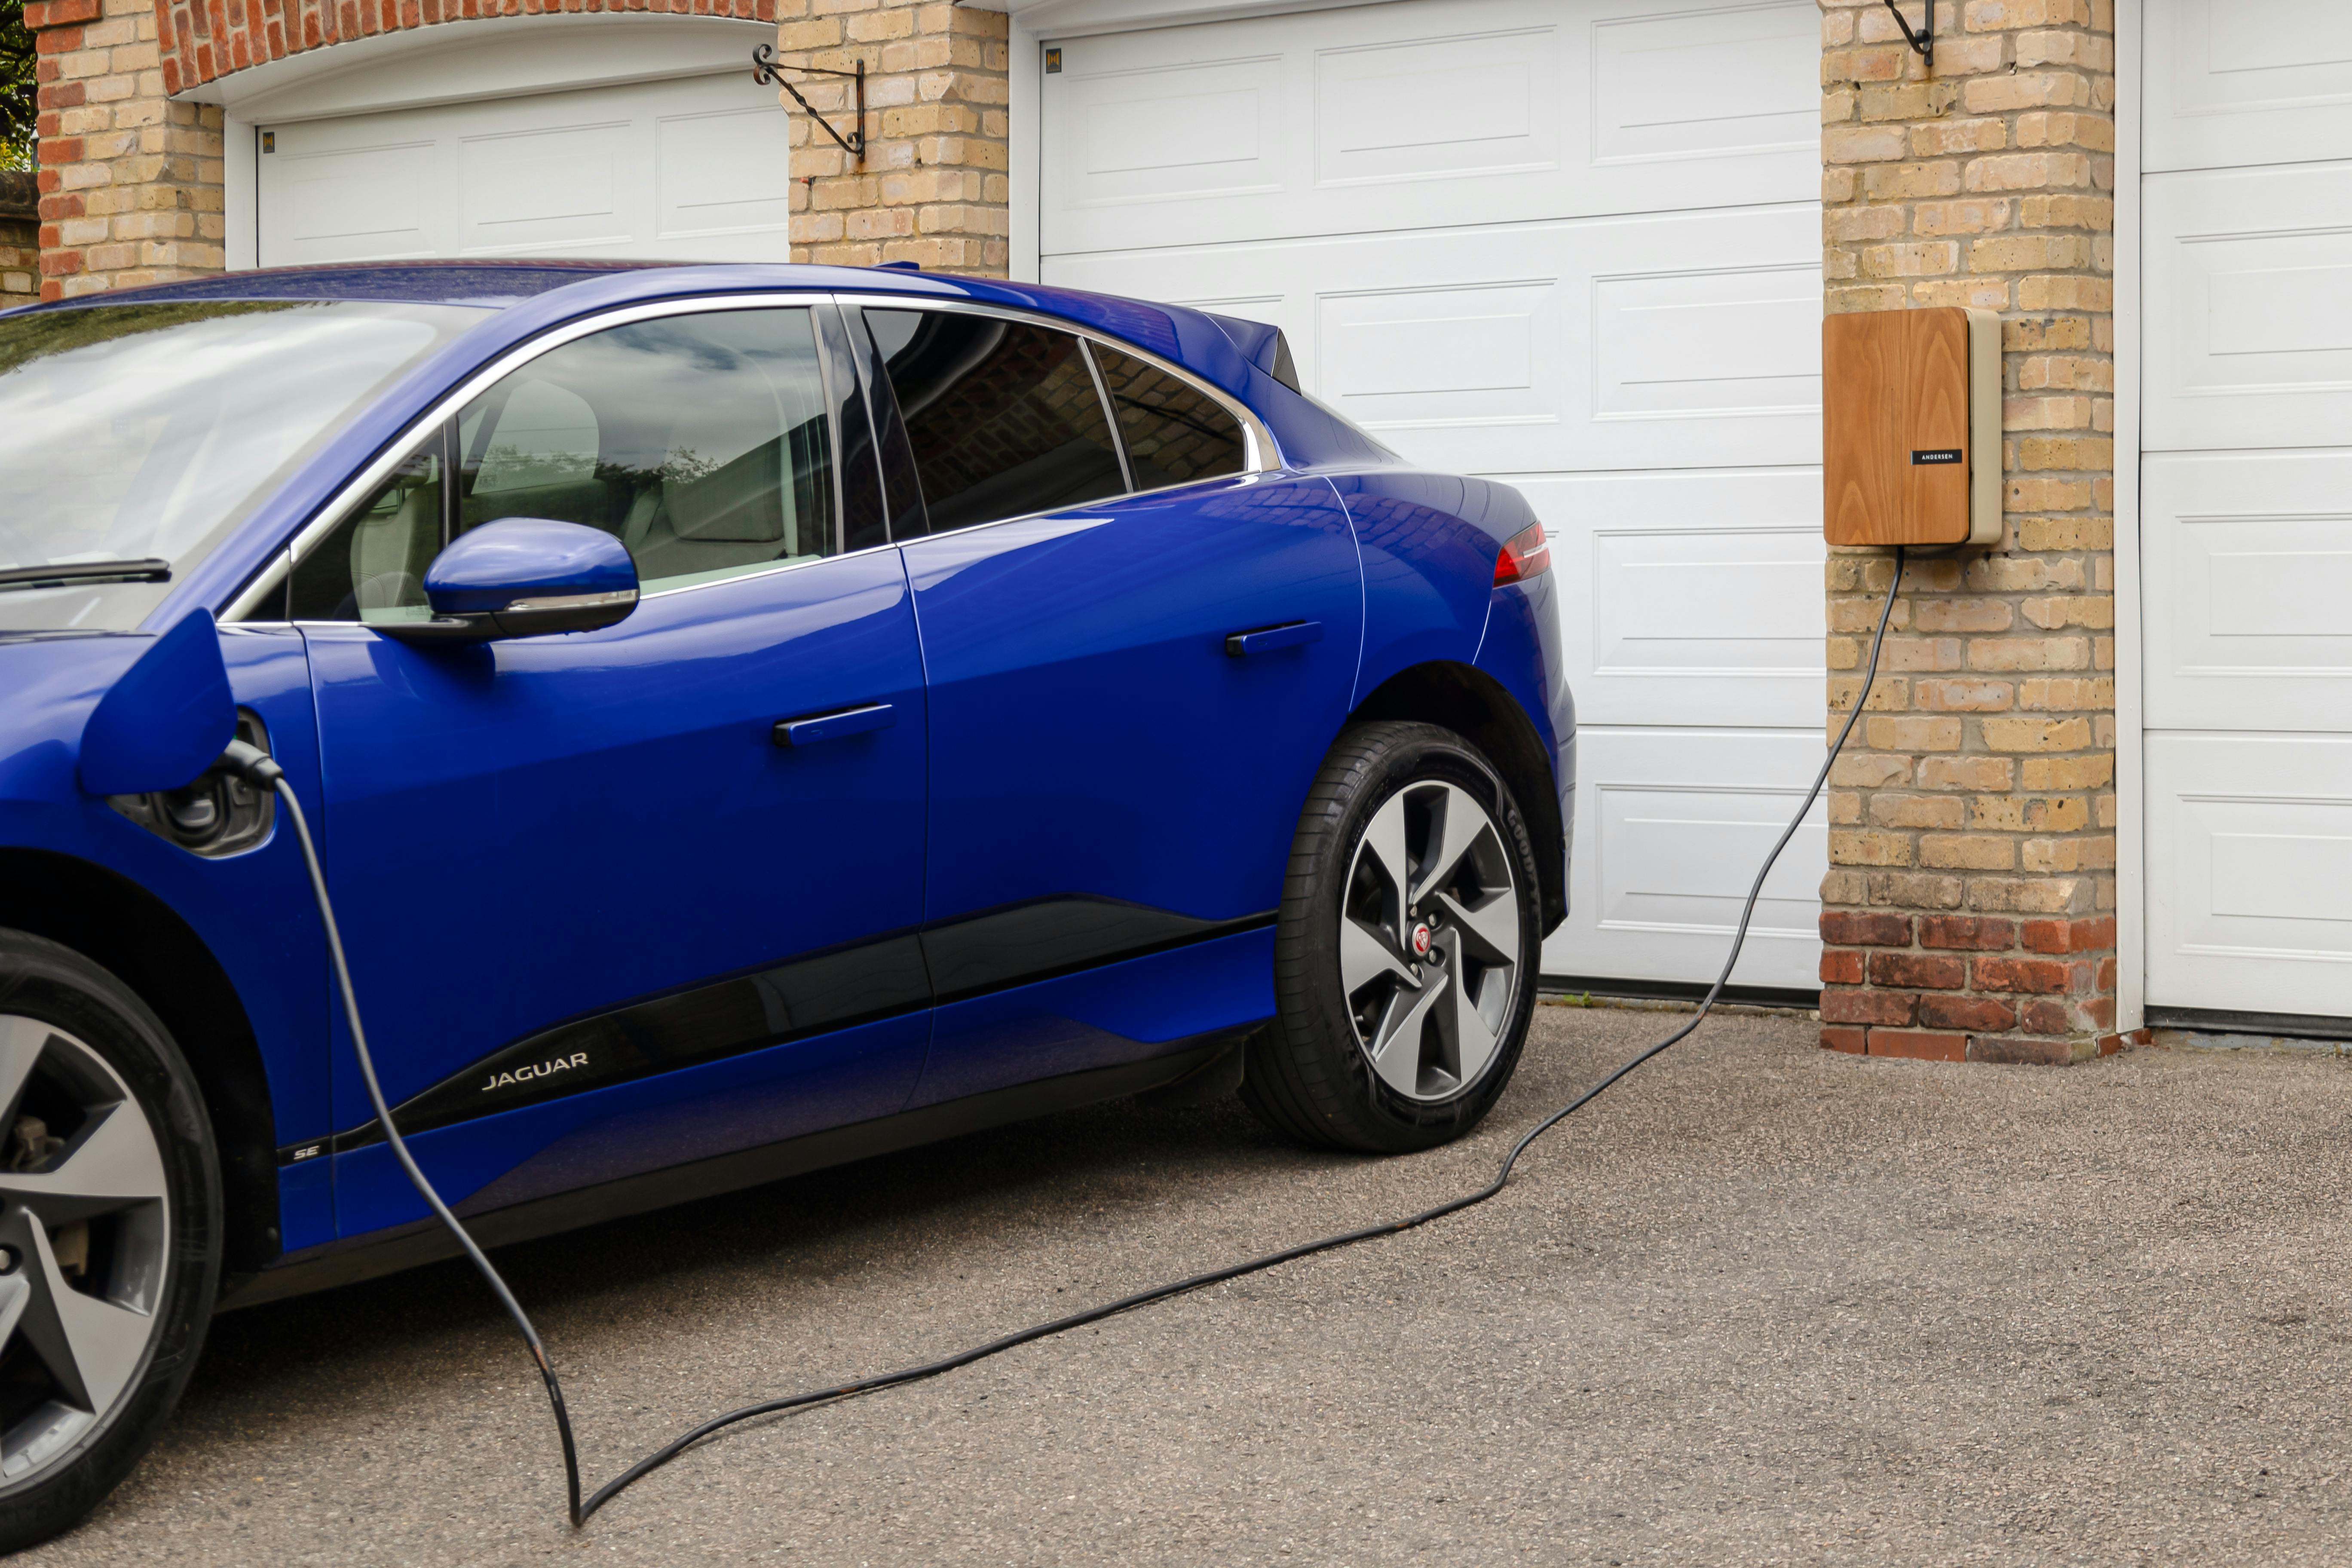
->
xmin=634 ymin=539 xmax=893 ymax=600
xmin=227 ymin=288 xmax=1285 ymax=624
xmin=227 ymin=546 xmax=296 ymax=624
xmin=505 ymin=589 xmax=637 ymax=614
xmin=226 ymin=293 xmax=850 ymax=625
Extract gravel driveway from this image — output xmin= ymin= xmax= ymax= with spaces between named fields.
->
xmin=34 ymin=1003 xmax=2352 ymax=1565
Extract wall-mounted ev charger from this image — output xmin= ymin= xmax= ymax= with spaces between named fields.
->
xmin=1824 ymin=306 xmax=2002 ymax=549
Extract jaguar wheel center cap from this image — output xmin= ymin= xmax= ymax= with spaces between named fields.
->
xmin=1410 ymin=923 xmax=1433 ymax=958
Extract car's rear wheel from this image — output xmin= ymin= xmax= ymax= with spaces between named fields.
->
xmin=0 ymin=931 xmax=220 ymax=1552
xmin=1243 ymin=722 xmax=1541 ymax=1152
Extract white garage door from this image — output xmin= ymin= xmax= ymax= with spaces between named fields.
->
xmin=259 ymin=71 xmax=793 ymax=266
xmin=1037 ymin=0 xmax=1826 ymax=989
xmin=2143 ymin=2 xmax=2352 ymax=1023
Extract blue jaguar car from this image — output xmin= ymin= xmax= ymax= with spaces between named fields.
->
xmin=0 ymin=260 xmax=1573 ymax=1544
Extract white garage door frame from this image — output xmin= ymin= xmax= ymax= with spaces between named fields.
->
xmin=2117 ymin=0 xmax=2146 ymax=1036
xmin=175 ymin=11 xmax=778 ymax=271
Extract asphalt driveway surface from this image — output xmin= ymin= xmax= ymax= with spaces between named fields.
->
xmin=34 ymin=1003 xmax=2352 ymax=1565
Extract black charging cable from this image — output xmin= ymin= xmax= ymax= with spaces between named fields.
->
xmin=229 ymin=545 xmax=1905 ymax=1527
xmin=221 ymin=740 xmax=586 ymax=1517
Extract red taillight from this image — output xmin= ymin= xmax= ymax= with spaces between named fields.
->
xmin=1493 ymin=522 xmax=1551 ymax=587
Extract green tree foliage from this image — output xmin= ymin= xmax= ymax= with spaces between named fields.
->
xmin=0 ymin=0 xmax=31 ymax=172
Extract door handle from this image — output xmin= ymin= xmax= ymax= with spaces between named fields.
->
xmin=1224 ymin=620 xmax=1323 ymax=658
xmin=773 ymin=702 xmax=894 ymax=747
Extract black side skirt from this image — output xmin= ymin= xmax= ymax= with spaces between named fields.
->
xmin=220 ymin=1027 xmax=1252 ymax=1311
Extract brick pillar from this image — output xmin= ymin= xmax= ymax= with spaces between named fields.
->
xmin=30 ymin=0 xmax=220 ymax=300
xmin=780 ymin=0 xmax=1008 ymax=273
xmin=0 ymin=172 xmax=37 ymax=298
xmin=1816 ymin=0 xmax=2123 ymax=1066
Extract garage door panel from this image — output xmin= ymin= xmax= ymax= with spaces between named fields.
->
xmin=1591 ymin=2 xmax=1819 ymax=166
xmin=458 ymin=120 xmax=635 ymax=254
xmin=1041 ymin=205 xmax=1821 ymax=474
xmin=2147 ymin=0 xmax=2352 ymax=173
xmin=1544 ymin=727 xmax=1826 ymax=988
xmin=1040 ymin=0 xmax=1816 ymax=257
xmin=1314 ymin=26 xmax=1563 ymax=187
xmin=263 ymin=138 xmax=442 ymax=264
xmin=2147 ymin=733 xmax=2352 ymax=1015
xmin=657 ymin=108 xmax=797 ymax=239
xmin=2144 ymin=162 xmax=2352 ymax=450
xmin=1317 ymin=279 xmax=1558 ymax=429
xmin=1594 ymin=261 xmax=1819 ymax=420
xmin=260 ymin=73 xmax=787 ymax=267
xmin=2145 ymin=451 xmax=2352 ymax=732
xmin=1055 ymin=54 xmax=1285 ymax=209
xmin=1504 ymin=469 xmax=1822 ymax=728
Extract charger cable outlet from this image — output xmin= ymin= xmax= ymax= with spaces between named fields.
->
xmin=236 ymin=545 xmax=1908 ymax=1527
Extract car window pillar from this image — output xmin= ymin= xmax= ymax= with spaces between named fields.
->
xmin=1076 ymin=339 xmax=1136 ymax=495
xmin=814 ymin=301 xmax=888 ymax=554
xmin=839 ymin=304 xmax=929 ymax=541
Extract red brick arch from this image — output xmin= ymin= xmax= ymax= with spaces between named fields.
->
xmin=157 ymin=0 xmax=777 ymax=95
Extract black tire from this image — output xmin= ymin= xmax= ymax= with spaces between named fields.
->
xmin=1242 ymin=722 xmax=1542 ymax=1153
xmin=0 ymin=930 xmax=222 ymax=1553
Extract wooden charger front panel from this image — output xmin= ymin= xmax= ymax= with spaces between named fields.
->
xmin=1824 ymin=307 xmax=1973 ymax=546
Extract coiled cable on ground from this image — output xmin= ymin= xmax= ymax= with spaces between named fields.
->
xmin=244 ymin=544 xmax=1908 ymax=1527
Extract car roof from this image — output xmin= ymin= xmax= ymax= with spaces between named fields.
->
xmin=9 ymin=259 xmax=683 ymax=308
xmin=0 ymin=259 xmax=1298 ymax=391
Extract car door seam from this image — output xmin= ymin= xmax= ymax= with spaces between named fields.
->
xmin=1323 ymin=475 xmax=1371 ymax=715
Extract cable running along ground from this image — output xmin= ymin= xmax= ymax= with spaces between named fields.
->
xmin=253 ymin=546 xmax=1908 ymax=1527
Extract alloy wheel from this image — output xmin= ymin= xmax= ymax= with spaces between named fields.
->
xmin=0 ymin=1015 xmax=170 ymax=1483
xmin=1339 ymin=780 xmax=1523 ymax=1102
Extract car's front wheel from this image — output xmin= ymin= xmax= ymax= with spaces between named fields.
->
xmin=0 ymin=930 xmax=221 ymax=1552
xmin=1243 ymin=721 xmax=1542 ymax=1153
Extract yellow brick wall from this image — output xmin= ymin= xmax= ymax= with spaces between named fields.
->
xmin=774 ymin=1 xmax=1008 ymax=271
xmin=1816 ymin=0 xmax=2121 ymax=1066
xmin=31 ymin=0 xmax=224 ymax=299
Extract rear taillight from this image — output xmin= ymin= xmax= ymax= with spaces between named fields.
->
xmin=1493 ymin=522 xmax=1551 ymax=587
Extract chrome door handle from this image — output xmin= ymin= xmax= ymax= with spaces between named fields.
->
xmin=1224 ymin=620 xmax=1323 ymax=658
xmin=773 ymin=702 xmax=894 ymax=747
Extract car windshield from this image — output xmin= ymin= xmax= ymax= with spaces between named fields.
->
xmin=0 ymin=299 xmax=487 ymax=632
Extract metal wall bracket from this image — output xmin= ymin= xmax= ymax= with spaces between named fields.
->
xmin=1880 ymin=0 xmax=1933 ymax=69
xmin=752 ymin=46 xmax=866 ymax=162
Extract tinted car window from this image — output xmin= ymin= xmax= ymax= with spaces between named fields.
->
xmin=1090 ymin=345 xmax=1248 ymax=490
xmin=288 ymin=308 xmax=839 ymax=622
xmin=863 ymin=309 xmax=1125 ymax=533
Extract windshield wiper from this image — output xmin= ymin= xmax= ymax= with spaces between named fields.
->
xmin=0 ymin=558 xmax=172 ymax=591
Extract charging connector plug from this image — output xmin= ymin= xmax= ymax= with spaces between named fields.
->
xmin=217 ymin=738 xmax=284 ymax=788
